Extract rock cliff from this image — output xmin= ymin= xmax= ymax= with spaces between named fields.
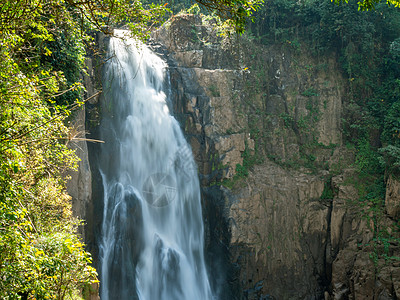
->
xmin=151 ymin=14 xmax=400 ymax=299
xmin=67 ymin=33 xmax=105 ymax=269
xmin=72 ymin=15 xmax=400 ymax=299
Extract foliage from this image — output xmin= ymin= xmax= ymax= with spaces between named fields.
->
xmin=382 ymin=100 xmax=400 ymax=146
xmin=221 ymin=138 xmax=263 ymax=188
xmin=64 ymin=0 xmax=171 ymax=39
xmin=144 ymin=0 xmax=263 ymax=33
xmin=379 ymin=145 xmax=400 ymax=174
xmin=320 ymin=179 xmax=334 ymax=200
xmin=194 ymin=0 xmax=264 ymax=33
xmin=355 ymin=138 xmax=384 ymax=176
xmin=333 ymin=0 xmax=400 ymax=11
xmin=187 ymin=3 xmax=202 ymax=14
xmin=209 ymin=84 xmax=221 ymax=97
xmin=0 ymin=0 xmax=101 ymax=298
xmin=352 ymin=173 xmax=400 ymax=263
xmin=0 ymin=224 xmax=97 ymax=299
xmin=301 ymin=87 xmax=319 ymax=98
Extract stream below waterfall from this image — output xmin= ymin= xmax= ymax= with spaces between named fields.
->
xmin=97 ymin=30 xmax=214 ymax=300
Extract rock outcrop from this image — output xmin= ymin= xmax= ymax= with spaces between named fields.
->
xmin=66 ymin=106 xmax=92 ymax=239
xmin=152 ymin=14 xmax=400 ymax=299
xmin=386 ymin=175 xmax=400 ymax=219
xmin=67 ymin=55 xmax=102 ymax=239
xmin=68 ymin=37 xmax=104 ymax=260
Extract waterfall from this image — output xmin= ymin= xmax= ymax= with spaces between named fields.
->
xmin=98 ymin=30 xmax=213 ymax=300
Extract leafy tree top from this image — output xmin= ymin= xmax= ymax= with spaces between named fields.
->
xmin=333 ymin=0 xmax=400 ymax=11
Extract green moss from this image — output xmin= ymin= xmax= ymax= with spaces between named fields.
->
xmin=321 ymin=179 xmax=334 ymax=200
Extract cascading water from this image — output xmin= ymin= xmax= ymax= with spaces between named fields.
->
xmin=98 ymin=30 xmax=213 ymax=300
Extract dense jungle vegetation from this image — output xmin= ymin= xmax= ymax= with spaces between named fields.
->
xmin=0 ymin=0 xmax=399 ymax=298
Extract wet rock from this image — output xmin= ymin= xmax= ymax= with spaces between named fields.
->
xmin=152 ymin=236 xmax=182 ymax=299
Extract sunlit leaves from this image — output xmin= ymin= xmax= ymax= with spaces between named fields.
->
xmin=0 ymin=0 xmax=97 ymax=298
xmin=332 ymin=0 xmax=400 ymax=11
xmin=0 ymin=224 xmax=97 ymax=299
xmin=194 ymin=0 xmax=264 ymax=33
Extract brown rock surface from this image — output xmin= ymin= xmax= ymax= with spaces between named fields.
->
xmin=150 ymin=14 xmax=400 ymax=300
xmin=66 ymin=106 xmax=92 ymax=239
xmin=385 ymin=175 xmax=400 ymax=219
xmin=74 ymin=14 xmax=400 ymax=300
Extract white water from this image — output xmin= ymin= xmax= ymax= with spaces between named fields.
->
xmin=98 ymin=30 xmax=213 ymax=300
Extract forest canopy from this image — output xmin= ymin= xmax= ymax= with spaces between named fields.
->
xmin=335 ymin=0 xmax=400 ymax=10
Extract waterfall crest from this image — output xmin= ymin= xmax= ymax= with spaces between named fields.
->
xmin=98 ymin=30 xmax=213 ymax=300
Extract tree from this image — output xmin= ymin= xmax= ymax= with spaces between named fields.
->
xmin=333 ymin=0 xmax=400 ymax=11
xmin=0 ymin=2 xmax=98 ymax=298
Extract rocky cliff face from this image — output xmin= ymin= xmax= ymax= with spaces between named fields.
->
xmin=66 ymin=106 xmax=92 ymax=239
xmin=67 ymin=33 xmax=105 ymax=269
xmin=152 ymin=14 xmax=400 ymax=299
